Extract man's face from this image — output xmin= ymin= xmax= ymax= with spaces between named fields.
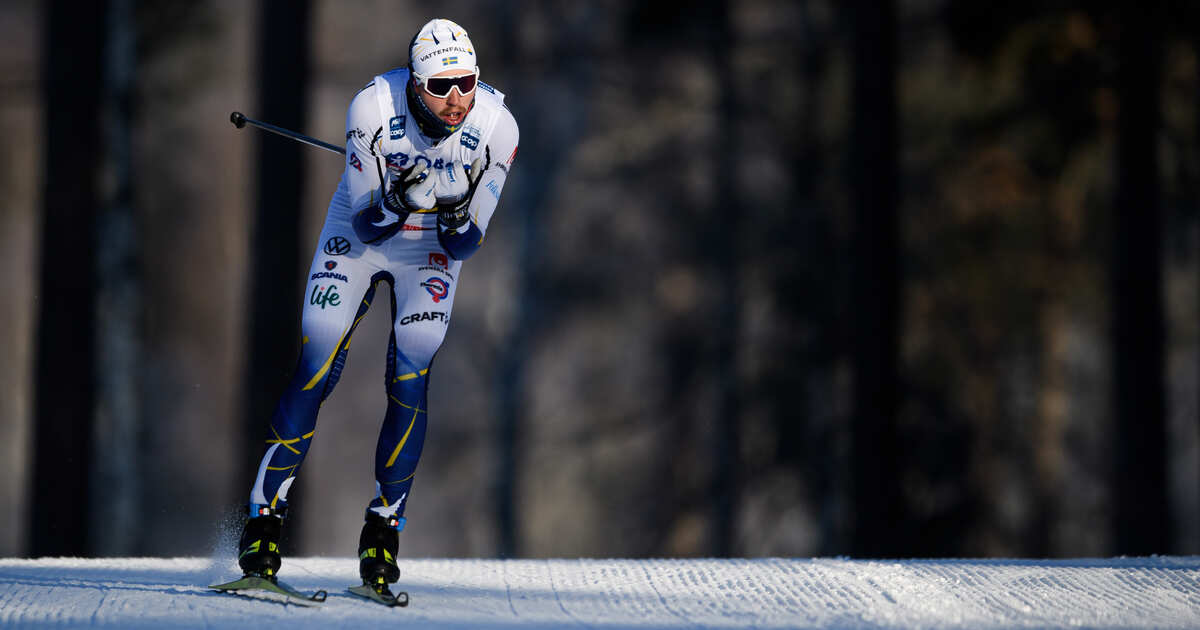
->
xmin=417 ymin=69 xmax=477 ymax=127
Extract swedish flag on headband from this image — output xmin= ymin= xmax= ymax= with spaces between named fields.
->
xmin=442 ymin=56 xmax=458 ymax=66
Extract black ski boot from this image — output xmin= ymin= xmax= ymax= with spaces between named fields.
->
xmin=351 ymin=512 xmax=409 ymax=606
xmin=238 ymin=505 xmax=285 ymax=580
xmin=358 ymin=513 xmax=401 ymax=584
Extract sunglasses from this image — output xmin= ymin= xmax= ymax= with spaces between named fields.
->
xmin=415 ymin=70 xmax=479 ymax=98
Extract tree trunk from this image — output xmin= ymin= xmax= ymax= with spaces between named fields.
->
xmin=849 ymin=0 xmax=903 ymax=558
xmin=243 ymin=0 xmax=311 ymax=549
xmin=708 ymin=0 xmax=740 ymax=558
xmin=1033 ymin=301 xmax=1068 ymax=556
xmin=31 ymin=0 xmax=108 ymax=557
xmin=1112 ymin=0 xmax=1169 ymax=555
xmin=91 ymin=0 xmax=143 ymax=556
xmin=489 ymin=0 xmax=597 ymax=558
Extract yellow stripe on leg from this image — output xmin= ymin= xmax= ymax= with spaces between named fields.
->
xmin=382 ymin=471 xmax=417 ymax=485
xmin=384 ymin=408 xmax=420 ymax=468
xmin=392 ymin=368 xmax=428 ymax=383
xmin=266 ymin=426 xmax=316 ymax=455
xmin=301 ymin=333 xmax=346 ymax=391
xmin=302 ymin=308 xmax=375 ymax=391
xmin=387 ymin=394 xmax=425 ymax=414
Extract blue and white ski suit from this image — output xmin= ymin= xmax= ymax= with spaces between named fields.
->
xmin=248 ymin=67 xmax=519 ymax=528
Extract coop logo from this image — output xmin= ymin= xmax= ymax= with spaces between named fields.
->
xmin=324 ymin=236 xmax=351 ymax=255
xmin=310 ymin=284 xmax=342 ymax=309
xmin=460 ymin=124 xmax=480 ymax=150
xmin=421 ymin=277 xmax=449 ymax=303
xmin=389 ymin=115 xmax=406 ymax=140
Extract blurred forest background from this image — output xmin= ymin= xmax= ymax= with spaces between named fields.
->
xmin=2 ymin=0 xmax=1199 ymax=560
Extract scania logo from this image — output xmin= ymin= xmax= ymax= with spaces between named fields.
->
xmin=324 ymin=236 xmax=351 ymax=255
xmin=311 ymin=271 xmax=348 ymax=282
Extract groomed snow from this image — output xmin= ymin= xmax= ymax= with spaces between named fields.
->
xmin=0 ymin=556 xmax=1197 ymax=628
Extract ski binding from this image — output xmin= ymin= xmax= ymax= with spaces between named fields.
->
xmin=348 ymin=578 xmax=409 ymax=607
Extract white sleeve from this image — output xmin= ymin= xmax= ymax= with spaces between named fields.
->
xmin=343 ymin=85 xmax=387 ymax=211
xmin=468 ymin=107 xmax=519 ymax=234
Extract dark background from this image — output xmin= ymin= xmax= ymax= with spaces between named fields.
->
xmin=1 ymin=0 xmax=1198 ymax=560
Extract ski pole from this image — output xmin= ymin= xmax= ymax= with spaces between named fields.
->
xmin=229 ymin=111 xmax=345 ymax=156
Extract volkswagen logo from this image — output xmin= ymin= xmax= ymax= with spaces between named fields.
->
xmin=324 ymin=236 xmax=351 ymax=256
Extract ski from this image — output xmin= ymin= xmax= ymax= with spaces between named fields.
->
xmin=348 ymin=580 xmax=409 ymax=607
xmin=209 ymin=575 xmax=328 ymax=607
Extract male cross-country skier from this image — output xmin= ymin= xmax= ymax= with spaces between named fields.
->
xmin=235 ymin=18 xmax=518 ymax=598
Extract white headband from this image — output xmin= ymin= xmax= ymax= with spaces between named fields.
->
xmin=410 ymin=18 xmax=478 ymax=77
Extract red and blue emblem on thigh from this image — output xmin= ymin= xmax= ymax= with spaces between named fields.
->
xmin=420 ymin=277 xmax=449 ymax=303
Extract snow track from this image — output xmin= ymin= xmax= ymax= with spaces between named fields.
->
xmin=0 ymin=556 xmax=1197 ymax=628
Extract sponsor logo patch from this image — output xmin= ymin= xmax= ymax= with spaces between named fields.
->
xmin=325 ymin=260 xmax=337 ymax=270
xmin=385 ymin=152 xmax=409 ymax=171
xmin=399 ymin=311 xmax=449 ymax=326
xmin=324 ymin=236 xmax=351 ymax=255
xmin=421 ymin=277 xmax=449 ymax=303
xmin=311 ymin=271 xmax=349 ymax=282
xmin=348 ymin=152 xmax=363 ymax=172
xmin=418 ymin=46 xmax=472 ymax=63
xmin=385 ymin=153 xmax=447 ymax=174
xmin=418 ymin=250 xmax=455 ymax=280
xmin=461 ymin=124 xmax=481 ymax=150
xmin=389 ymin=115 xmax=405 ymax=140
xmin=310 ymin=284 xmax=342 ymax=309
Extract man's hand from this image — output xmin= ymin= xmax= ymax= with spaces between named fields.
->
xmin=385 ymin=163 xmax=436 ymax=212
xmin=352 ymin=164 xmax=436 ymax=244
xmin=436 ymin=157 xmax=484 ymax=232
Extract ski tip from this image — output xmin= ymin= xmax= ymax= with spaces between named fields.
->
xmin=208 ymin=576 xmax=326 ymax=607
